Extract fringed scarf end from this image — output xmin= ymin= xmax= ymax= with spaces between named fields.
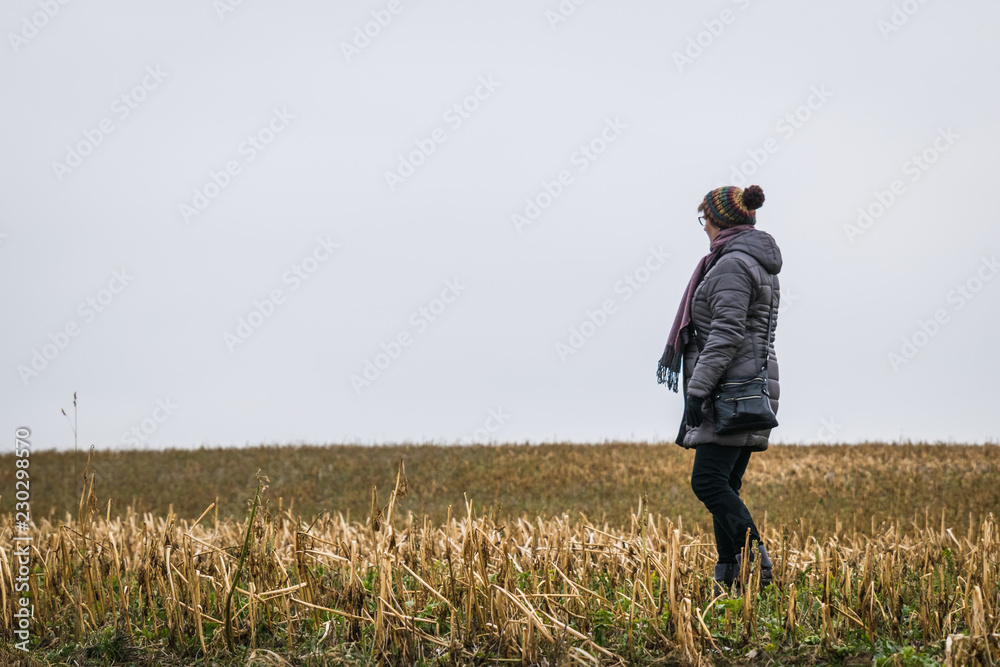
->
xmin=656 ymin=361 xmax=680 ymax=392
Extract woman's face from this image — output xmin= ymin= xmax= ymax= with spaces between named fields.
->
xmin=702 ymin=214 xmax=721 ymax=242
xmin=698 ymin=200 xmax=722 ymax=241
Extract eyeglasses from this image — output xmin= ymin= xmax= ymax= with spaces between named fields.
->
xmin=698 ymin=215 xmax=706 ymax=227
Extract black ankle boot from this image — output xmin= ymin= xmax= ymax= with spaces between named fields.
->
xmin=757 ymin=543 xmax=773 ymax=587
xmin=712 ymin=562 xmax=739 ymax=596
xmin=737 ymin=542 xmax=774 ymax=589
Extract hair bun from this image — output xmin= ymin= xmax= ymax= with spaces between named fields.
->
xmin=742 ymin=185 xmax=765 ymax=210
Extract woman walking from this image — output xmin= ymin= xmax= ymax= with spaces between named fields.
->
xmin=657 ymin=184 xmax=781 ymax=592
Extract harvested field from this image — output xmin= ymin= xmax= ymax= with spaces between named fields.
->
xmin=1 ymin=443 xmax=997 ymax=665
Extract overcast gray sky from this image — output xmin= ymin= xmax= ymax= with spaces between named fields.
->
xmin=3 ymin=0 xmax=999 ymax=451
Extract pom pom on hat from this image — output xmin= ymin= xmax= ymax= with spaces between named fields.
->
xmin=704 ymin=184 xmax=765 ymax=227
xmin=742 ymin=184 xmax=765 ymax=210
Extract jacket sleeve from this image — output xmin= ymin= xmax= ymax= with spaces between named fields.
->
xmin=686 ymin=257 xmax=754 ymax=398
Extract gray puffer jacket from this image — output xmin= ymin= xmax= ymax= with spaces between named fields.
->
xmin=679 ymin=228 xmax=782 ymax=451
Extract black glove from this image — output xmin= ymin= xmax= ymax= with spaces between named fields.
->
xmin=685 ymin=394 xmax=706 ymax=429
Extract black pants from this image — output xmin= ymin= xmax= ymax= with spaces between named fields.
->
xmin=690 ymin=443 xmax=761 ymax=564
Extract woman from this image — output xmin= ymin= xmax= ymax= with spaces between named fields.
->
xmin=656 ymin=184 xmax=781 ymax=592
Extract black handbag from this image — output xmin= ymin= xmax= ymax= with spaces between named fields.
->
xmin=711 ymin=275 xmax=778 ymax=435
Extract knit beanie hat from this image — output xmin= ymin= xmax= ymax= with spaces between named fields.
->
xmin=703 ymin=184 xmax=765 ymax=227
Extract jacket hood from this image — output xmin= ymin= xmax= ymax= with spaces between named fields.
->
xmin=721 ymin=227 xmax=782 ymax=275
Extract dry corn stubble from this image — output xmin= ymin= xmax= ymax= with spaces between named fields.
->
xmin=0 ymin=445 xmax=998 ymax=665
